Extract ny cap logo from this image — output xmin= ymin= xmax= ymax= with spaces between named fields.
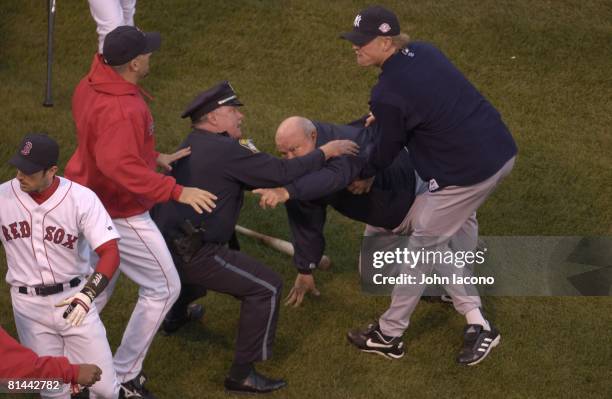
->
xmin=378 ymin=23 xmax=391 ymax=33
xmin=21 ymin=141 xmax=33 ymax=156
xmin=354 ymin=14 xmax=362 ymax=27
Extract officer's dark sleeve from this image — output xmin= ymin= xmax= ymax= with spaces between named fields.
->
xmin=360 ymin=101 xmax=418 ymax=178
xmin=283 ymin=155 xmax=365 ymax=201
xmin=224 ymin=144 xmax=325 ymax=188
xmin=285 ymin=199 xmax=327 ymax=275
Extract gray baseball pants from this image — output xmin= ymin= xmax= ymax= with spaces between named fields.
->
xmin=365 ymin=156 xmax=516 ymax=337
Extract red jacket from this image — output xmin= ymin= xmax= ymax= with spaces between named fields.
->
xmin=65 ymin=54 xmax=182 ymax=218
xmin=0 ymin=326 xmax=79 ymax=383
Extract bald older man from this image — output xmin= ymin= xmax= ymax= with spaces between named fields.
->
xmin=254 ymin=116 xmax=416 ymax=305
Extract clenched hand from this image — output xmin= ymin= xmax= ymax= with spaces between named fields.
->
xmin=252 ymin=187 xmax=290 ymax=209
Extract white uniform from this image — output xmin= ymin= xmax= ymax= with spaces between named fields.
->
xmin=93 ymin=211 xmax=180 ymax=382
xmin=1 ymin=177 xmax=120 ymax=399
xmin=88 ymin=0 xmax=137 ymax=53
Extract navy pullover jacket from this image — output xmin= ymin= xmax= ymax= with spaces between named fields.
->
xmin=364 ymin=42 xmax=517 ymax=189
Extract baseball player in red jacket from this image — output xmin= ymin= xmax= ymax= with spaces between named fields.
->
xmin=65 ymin=26 xmax=216 ymax=398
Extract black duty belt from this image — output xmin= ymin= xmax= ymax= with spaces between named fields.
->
xmin=18 ymin=277 xmax=81 ymax=296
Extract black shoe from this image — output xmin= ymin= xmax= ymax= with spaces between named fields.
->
xmin=161 ymin=303 xmax=205 ymax=335
xmin=347 ymin=322 xmax=405 ymax=360
xmin=456 ymin=324 xmax=501 ymax=366
xmin=224 ymin=370 xmax=287 ymax=394
xmin=119 ymin=372 xmax=153 ymax=399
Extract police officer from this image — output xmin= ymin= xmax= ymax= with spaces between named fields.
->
xmin=339 ymin=5 xmax=518 ymax=366
xmin=151 ymin=81 xmax=357 ymax=394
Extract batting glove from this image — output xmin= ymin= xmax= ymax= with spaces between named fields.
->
xmin=55 ymin=292 xmax=92 ymax=327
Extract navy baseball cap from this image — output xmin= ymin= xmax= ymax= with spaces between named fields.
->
xmin=340 ymin=5 xmax=400 ymax=46
xmin=181 ymin=81 xmax=244 ymax=122
xmin=103 ymin=25 xmax=161 ymax=66
xmin=9 ymin=133 xmax=59 ymax=175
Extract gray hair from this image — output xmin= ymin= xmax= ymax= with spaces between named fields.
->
xmin=391 ymin=32 xmax=411 ymax=49
xmin=299 ymin=117 xmax=316 ymax=136
xmin=194 ymin=113 xmax=209 ymax=125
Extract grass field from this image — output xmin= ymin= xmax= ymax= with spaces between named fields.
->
xmin=1 ymin=1 xmax=611 ymax=398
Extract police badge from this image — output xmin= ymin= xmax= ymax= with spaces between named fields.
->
xmin=239 ymin=138 xmax=260 ymax=153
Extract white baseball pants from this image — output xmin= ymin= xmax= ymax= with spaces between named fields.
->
xmin=95 ymin=211 xmax=180 ymax=382
xmin=88 ymin=0 xmax=137 ymax=53
xmin=11 ymin=284 xmax=119 ymax=399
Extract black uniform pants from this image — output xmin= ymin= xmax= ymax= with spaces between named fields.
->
xmin=170 ymin=242 xmax=283 ymax=364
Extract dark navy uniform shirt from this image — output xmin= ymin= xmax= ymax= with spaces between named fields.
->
xmin=152 ymin=128 xmax=325 ymax=244
xmin=283 ymin=121 xmax=416 ymax=273
xmin=364 ymin=42 xmax=518 ymax=189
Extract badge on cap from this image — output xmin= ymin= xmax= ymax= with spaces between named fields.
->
xmin=239 ymin=138 xmax=259 ymax=153
xmin=378 ymin=23 xmax=391 ymax=33
xmin=21 ymin=142 xmax=33 ymax=156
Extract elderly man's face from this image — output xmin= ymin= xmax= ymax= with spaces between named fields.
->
xmin=352 ymin=36 xmax=391 ymax=67
xmin=276 ymin=130 xmax=317 ymax=159
xmin=213 ymin=106 xmax=244 ymax=139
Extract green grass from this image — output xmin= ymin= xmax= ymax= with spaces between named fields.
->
xmin=1 ymin=1 xmax=611 ymax=398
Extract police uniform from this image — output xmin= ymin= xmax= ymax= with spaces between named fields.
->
xmin=151 ymin=81 xmax=330 ymax=392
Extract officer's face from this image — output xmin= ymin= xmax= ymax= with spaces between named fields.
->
xmin=15 ymin=166 xmax=57 ymax=193
xmin=213 ymin=106 xmax=244 ymax=139
xmin=276 ymin=131 xmax=316 ymax=159
xmin=352 ymin=37 xmax=390 ymax=67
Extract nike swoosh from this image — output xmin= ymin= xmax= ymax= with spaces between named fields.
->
xmin=366 ymin=338 xmax=393 ymax=348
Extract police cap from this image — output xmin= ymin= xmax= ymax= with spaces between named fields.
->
xmin=181 ymin=81 xmax=244 ymax=122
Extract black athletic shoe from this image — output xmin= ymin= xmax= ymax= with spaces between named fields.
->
xmin=161 ymin=303 xmax=205 ymax=335
xmin=456 ymin=324 xmax=501 ymax=366
xmin=224 ymin=369 xmax=287 ymax=394
xmin=347 ymin=322 xmax=405 ymax=360
xmin=119 ymin=372 xmax=153 ymax=399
